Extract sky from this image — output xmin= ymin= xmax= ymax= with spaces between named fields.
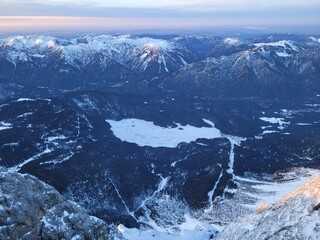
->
xmin=0 ymin=0 xmax=320 ymax=35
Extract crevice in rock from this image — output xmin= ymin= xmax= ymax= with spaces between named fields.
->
xmin=313 ymin=203 xmax=320 ymax=211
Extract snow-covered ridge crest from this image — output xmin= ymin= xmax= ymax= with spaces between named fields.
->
xmin=0 ymin=34 xmax=189 ymax=72
xmin=0 ymin=35 xmax=175 ymax=50
xmin=1 ymin=35 xmax=58 ymax=50
xmin=306 ymin=36 xmax=320 ymax=44
xmin=253 ymin=40 xmax=301 ymax=58
xmin=216 ymin=170 xmax=320 ymax=240
xmin=80 ymin=35 xmax=175 ymax=51
xmin=254 ymin=40 xmax=300 ymax=52
xmin=278 ymin=174 xmax=320 ymax=203
xmin=223 ymin=37 xmax=241 ymax=46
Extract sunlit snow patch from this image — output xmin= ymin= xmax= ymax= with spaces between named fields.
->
xmin=235 ymin=168 xmax=320 ymax=209
xmin=260 ymin=117 xmax=290 ymax=130
xmin=9 ymin=147 xmax=53 ymax=172
xmin=0 ymin=122 xmax=13 ymax=131
xmin=117 ymin=214 xmax=217 ymax=240
xmin=14 ymin=98 xmax=36 ymax=102
xmin=297 ymin=123 xmax=313 ymax=126
xmin=223 ymin=38 xmax=240 ymax=46
xmin=106 ymin=118 xmax=222 ymax=148
xmin=13 ymin=98 xmax=51 ymax=103
xmin=276 ymin=52 xmax=291 ymax=57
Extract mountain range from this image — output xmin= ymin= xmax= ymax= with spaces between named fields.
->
xmin=0 ymin=34 xmax=320 ymax=99
xmin=0 ymin=33 xmax=319 ymax=239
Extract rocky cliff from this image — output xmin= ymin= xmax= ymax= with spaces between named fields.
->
xmin=0 ymin=167 xmax=110 ymax=240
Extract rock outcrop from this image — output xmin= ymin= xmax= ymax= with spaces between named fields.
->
xmin=216 ymin=175 xmax=320 ymax=240
xmin=0 ymin=167 xmax=110 ymax=240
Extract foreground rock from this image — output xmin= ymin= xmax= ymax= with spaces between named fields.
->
xmin=216 ymin=175 xmax=320 ymax=240
xmin=0 ymin=167 xmax=110 ymax=240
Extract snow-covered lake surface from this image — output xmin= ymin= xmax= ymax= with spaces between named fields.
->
xmin=106 ymin=118 xmax=222 ymax=148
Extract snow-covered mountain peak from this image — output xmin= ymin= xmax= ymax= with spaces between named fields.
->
xmin=252 ymin=40 xmax=301 ymax=58
xmin=307 ymin=36 xmax=320 ymax=43
xmin=2 ymin=35 xmax=57 ymax=50
xmin=47 ymin=39 xmax=55 ymax=48
xmin=223 ymin=37 xmax=241 ymax=46
xmin=7 ymin=37 xmax=14 ymax=47
xmin=79 ymin=35 xmax=175 ymax=52
xmin=304 ymin=36 xmax=320 ymax=47
xmin=1 ymin=35 xmax=177 ymax=54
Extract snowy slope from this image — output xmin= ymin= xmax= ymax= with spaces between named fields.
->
xmin=115 ymin=168 xmax=319 ymax=240
xmin=254 ymin=40 xmax=300 ymax=58
xmin=216 ymin=173 xmax=320 ymax=240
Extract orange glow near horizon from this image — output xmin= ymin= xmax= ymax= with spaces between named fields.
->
xmin=0 ymin=16 xmax=228 ymax=26
xmin=0 ymin=16 xmax=319 ymax=35
xmin=0 ymin=16 xmax=240 ymax=35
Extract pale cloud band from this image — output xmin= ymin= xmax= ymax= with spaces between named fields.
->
xmin=0 ymin=16 xmax=270 ymax=32
xmin=0 ymin=0 xmax=319 ymax=34
xmin=2 ymin=0 xmax=320 ymax=11
xmin=0 ymin=16 xmax=318 ymax=36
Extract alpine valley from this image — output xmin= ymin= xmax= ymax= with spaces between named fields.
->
xmin=0 ymin=33 xmax=319 ymax=239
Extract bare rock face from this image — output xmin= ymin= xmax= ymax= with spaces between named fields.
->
xmin=216 ymin=175 xmax=320 ymax=240
xmin=0 ymin=167 xmax=110 ymax=240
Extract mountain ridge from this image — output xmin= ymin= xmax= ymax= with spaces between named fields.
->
xmin=1 ymin=34 xmax=319 ymax=99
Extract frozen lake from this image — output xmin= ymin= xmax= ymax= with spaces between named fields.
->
xmin=106 ymin=118 xmax=222 ymax=148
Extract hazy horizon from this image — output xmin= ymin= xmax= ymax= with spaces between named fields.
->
xmin=0 ymin=0 xmax=320 ymax=36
